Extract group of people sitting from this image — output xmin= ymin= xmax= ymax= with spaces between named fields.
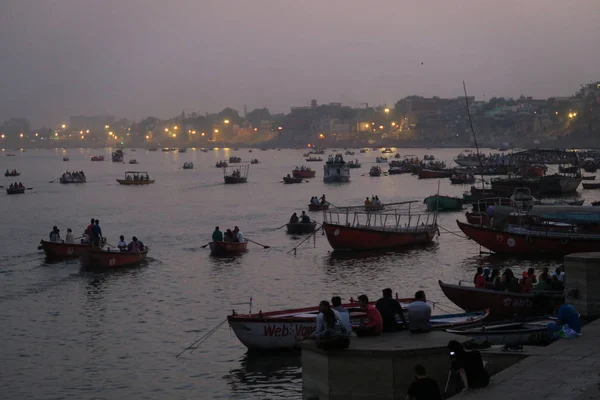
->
xmin=8 ymin=182 xmax=24 ymax=189
xmin=49 ymin=226 xmax=74 ymax=243
xmin=62 ymin=171 xmax=85 ymax=180
xmin=474 ymin=265 xmax=565 ymax=293
xmin=365 ymin=195 xmax=382 ymax=207
xmin=310 ymin=194 xmax=327 ymax=205
xmin=294 ymin=165 xmax=312 ymax=172
xmin=212 ymin=226 xmax=245 ymax=243
xmin=126 ymin=174 xmax=150 ymax=181
xmin=326 ymin=154 xmax=346 ymax=164
xmin=5 ymin=169 xmax=18 ymax=175
xmin=116 ymin=235 xmax=146 ymax=252
xmin=289 ymin=211 xmax=311 ymax=224
xmin=300 ymin=288 xmax=432 ymax=350
xmin=230 ymin=169 xmax=242 ymax=178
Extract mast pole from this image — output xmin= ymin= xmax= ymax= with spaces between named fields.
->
xmin=463 ymin=81 xmax=485 ymax=189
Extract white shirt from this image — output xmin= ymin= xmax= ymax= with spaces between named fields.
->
xmin=65 ymin=232 xmax=74 ymax=244
xmin=333 ymin=306 xmax=352 ymax=331
xmin=236 ymin=231 xmax=244 ymax=242
xmin=117 ymin=240 xmax=127 ymax=250
xmin=407 ymin=301 xmax=432 ymax=332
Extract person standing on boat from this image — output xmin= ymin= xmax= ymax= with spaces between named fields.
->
xmin=65 ymin=229 xmax=74 ymax=244
xmin=331 ymin=296 xmax=352 ymax=332
xmin=91 ymin=219 xmax=103 ymax=247
xmin=49 ymin=226 xmax=61 ymax=242
xmin=376 ymin=288 xmax=407 ymax=332
xmin=320 ymin=194 xmax=327 ymax=204
xmin=117 ymin=235 xmax=128 ymax=251
xmin=84 ymin=218 xmax=95 ymax=243
xmin=365 ymin=197 xmax=371 ymax=206
xmin=354 ymin=294 xmax=383 ymax=337
xmin=212 ymin=226 xmax=223 ymax=242
xmin=233 ymin=226 xmax=244 ymax=243
xmin=407 ymin=291 xmax=431 ymax=334
xmin=474 ymin=267 xmax=486 ymax=289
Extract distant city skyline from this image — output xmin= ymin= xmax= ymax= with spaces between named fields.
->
xmin=1 ymin=0 xmax=599 ymax=126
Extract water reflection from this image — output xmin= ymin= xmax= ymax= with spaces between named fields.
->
xmin=225 ymin=352 xmax=302 ymax=399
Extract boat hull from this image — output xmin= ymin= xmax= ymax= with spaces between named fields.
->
xmin=457 ymin=220 xmax=600 ymax=255
xmin=308 ymin=203 xmax=329 ymax=211
xmin=424 ymin=195 xmax=464 ymax=211
xmin=292 ymin=170 xmax=316 ymax=178
xmin=439 ymin=280 xmax=562 ymax=316
xmin=418 ymin=169 xmax=453 ymax=179
xmin=6 ymin=188 xmax=25 ymax=194
xmin=60 ymin=178 xmax=86 ymax=184
xmin=116 ymin=179 xmax=155 ymax=185
xmin=323 ymin=221 xmax=436 ymax=251
xmin=283 ymin=177 xmax=303 ymax=184
xmin=286 ymin=222 xmax=317 ymax=234
xmin=224 ymin=176 xmax=247 ymax=184
xmin=40 ymin=240 xmax=91 ymax=260
xmin=209 ymin=241 xmax=248 ymax=255
xmin=446 ymin=319 xmax=553 ymax=346
xmin=454 ymin=159 xmax=481 ymax=167
xmin=79 ymin=248 xmax=148 ymax=269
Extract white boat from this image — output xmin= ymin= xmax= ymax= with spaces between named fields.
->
xmin=323 ymin=154 xmax=350 ymax=183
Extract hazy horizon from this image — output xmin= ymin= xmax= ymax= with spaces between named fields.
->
xmin=1 ymin=0 xmax=599 ymax=127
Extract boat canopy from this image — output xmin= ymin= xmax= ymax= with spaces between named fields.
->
xmin=527 ymin=205 xmax=600 ymax=224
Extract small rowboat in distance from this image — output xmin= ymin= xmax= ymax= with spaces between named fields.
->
xmin=446 ymin=318 xmax=554 ymax=346
xmin=286 ymin=221 xmax=317 ymax=234
xmin=6 ymin=187 xmax=25 ymax=195
xmin=39 ymin=240 xmax=92 ymax=260
xmin=209 ymin=241 xmax=248 ymax=256
xmin=79 ymin=248 xmax=149 ymax=269
xmin=582 ymin=182 xmax=600 ymax=189
xmin=283 ymin=176 xmax=303 ymax=184
xmin=305 ymin=157 xmax=322 ymax=162
xmin=4 ymin=171 xmax=20 ymax=177
xmin=117 ymin=171 xmax=155 ymax=185
xmin=308 ymin=202 xmax=329 ymax=211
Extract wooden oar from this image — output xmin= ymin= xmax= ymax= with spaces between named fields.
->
xmin=49 ymin=177 xmax=60 ymax=183
xmin=201 ymin=243 xmax=211 ymax=249
xmin=246 ymin=239 xmax=270 ymax=249
xmin=275 ymin=223 xmax=287 ymax=230
xmin=26 ymin=188 xmax=34 ymax=190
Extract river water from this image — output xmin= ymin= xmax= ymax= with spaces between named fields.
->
xmin=0 ymin=148 xmax=589 ymax=399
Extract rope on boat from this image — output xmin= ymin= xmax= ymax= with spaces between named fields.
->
xmin=437 ymin=224 xmax=470 ymax=240
xmin=175 ymin=318 xmax=228 ymax=358
xmin=287 ymin=224 xmax=322 ymax=255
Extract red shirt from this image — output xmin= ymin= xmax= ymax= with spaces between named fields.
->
xmin=475 ymin=274 xmax=486 ymax=289
xmin=363 ymin=305 xmax=383 ymax=335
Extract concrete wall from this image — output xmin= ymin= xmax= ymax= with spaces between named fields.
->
xmin=564 ymin=252 xmax=600 ymax=318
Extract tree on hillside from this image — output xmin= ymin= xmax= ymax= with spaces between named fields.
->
xmin=246 ymin=108 xmax=271 ymax=127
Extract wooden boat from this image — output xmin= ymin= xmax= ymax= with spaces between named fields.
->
xmin=369 ymin=166 xmax=382 ymax=177
xmin=116 ymin=171 xmax=155 ymax=185
xmin=227 ymin=298 xmax=414 ymax=350
xmin=112 ymin=149 xmax=124 ymax=162
xmin=456 ymin=219 xmax=600 ymax=256
xmin=582 ymin=176 xmax=595 ymax=180
xmin=6 ymin=187 xmax=25 ymax=195
xmin=59 ymin=175 xmax=86 ymax=184
xmin=286 ymin=221 xmax=317 ymax=234
xmin=439 ymin=280 xmax=563 ymax=316
xmin=224 ymin=164 xmax=249 ymax=184
xmin=418 ymin=168 xmax=453 ymax=179
xmin=283 ymin=176 xmax=303 ymax=184
xmin=63 ymin=157 xmax=69 ymax=161
xmin=322 ymin=201 xmax=437 ymax=251
xmin=4 ymin=171 xmax=20 ymax=177
xmin=79 ymin=247 xmax=149 ymax=269
xmin=178 ymin=148 xmax=187 ymax=153
xmin=209 ymin=241 xmax=248 ymax=256
xmin=381 ymin=148 xmax=394 ymax=154
xmin=306 ymin=157 xmax=322 ymax=162
xmin=308 ymin=202 xmax=329 ymax=211
xmin=423 ymin=195 xmax=464 ymax=211
xmin=91 ymin=156 xmax=104 ymax=161
xmin=216 ymin=161 xmax=228 ymax=168
xmin=446 ymin=318 xmax=554 ymax=346
xmin=182 ymin=162 xmax=194 ymax=169
xmin=450 ymin=175 xmax=476 ymax=184
xmin=39 ymin=240 xmax=92 ymax=260
xmin=388 ymin=166 xmax=411 ymax=175
xmin=324 ymin=155 xmax=351 ymax=183
xmin=365 ymin=203 xmax=384 ymax=212
xmin=375 ymin=157 xmax=388 ymax=163
xmin=344 ymin=150 xmax=355 ymax=156
xmin=229 ymin=156 xmax=242 ymax=163
xmin=148 ymin=147 xmax=158 ymax=151
xmin=347 ymin=161 xmax=361 ymax=168
xmin=250 ymin=159 xmax=260 ymax=164
xmin=6 ymin=153 xmax=16 ymax=156
xmin=292 ymin=168 xmax=316 ymax=178
xmin=582 ymin=182 xmax=600 ymax=189
xmin=129 ymin=159 xmax=139 ymax=164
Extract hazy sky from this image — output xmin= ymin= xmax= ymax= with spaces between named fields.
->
xmin=1 ymin=0 xmax=599 ymax=126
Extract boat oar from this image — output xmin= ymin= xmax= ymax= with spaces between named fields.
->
xmin=48 ymin=177 xmax=60 ymax=183
xmin=201 ymin=243 xmax=211 ymax=249
xmin=27 ymin=188 xmax=34 ymax=190
xmin=246 ymin=239 xmax=270 ymax=249
xmin=275 ymin=223 xmax=287 ymax=230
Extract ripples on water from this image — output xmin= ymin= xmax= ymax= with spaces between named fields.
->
xmin=0 ymin=148 xmax=584 ymax=399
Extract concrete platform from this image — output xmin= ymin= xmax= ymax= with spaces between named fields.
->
xmin=301 ymin=330 xmax=469 ymax=400
xmin=456 ymin=318 xmax=600 ymax=400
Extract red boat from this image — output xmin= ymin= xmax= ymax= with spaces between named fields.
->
xmin=439 ymin=280 xmax=563 ymax=316
xmin=79 ymin=248 xmax=149 ymax=268
xmin=418 ymin=168 xmax=453 ymax=179
xmin=465 ymin=212 xmax=489 ymax=225
xmin=457 ymin=219 xmax=600 ymax=256
xmin=308 ymin=203 xmax=329 ymax=211
xmin=322 ymin=201 xmax=438 ymax=251
xmin=39 ymin=240 xmax=91 ymax=260
xmin=209 ymin=241 xmax=248 ymax=256
xmin=292 ymin=169 xmax=316 ymax=178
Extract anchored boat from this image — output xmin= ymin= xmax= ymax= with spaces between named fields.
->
xmin=116 ymin=171 xmax=155 ymax=185
xmin=322 ymin=201 xmax=438 ymax=251
xmin=79 ymin=247 xmax=149 ymax=269
xmin=292 ymin=167 xmax=316 ymax=178
xmin=424 ymin=195 xmax=464 ymax=211
xmin=446 ymin=318 xmax=554 ymax=346
xmin=223 ymin=164 xmax=249 ymax=184
xmin=323 ymin=154 xmax=350 ymax=183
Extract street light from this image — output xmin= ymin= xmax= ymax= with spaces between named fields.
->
xmin=61 ymin=124 xmax=66 ymax=129
xmin=319 ymin=133 xmax=325 ymax=139
xmin=145 ymin=135 xmax=150 ymax=139
xmin=391 ymin=122 xmax=396 ymax=126
xmin=384 ymin=108 xmax=390 ymax=114
xmin=379 ymin=125 xmax=384 ymax=130
xmin=19 ymin=133 xmax=23 ymax=138
xmin=1 ymin=134 xmax=4 ymax=138
xmin=174 ymin=126 xmax=178 ymax=130
xmin=254 ymin=128 xmax=258 ymax=131
xmin=164 ymin=128 xmax=169 ymax=132
xmin=105 ymin=125 xmax=110 ymax=129
xmin=214 ymin=129 xmax=219 ymax=133
xmin=86 ymin=129 xmax=90 ymax=133
xmin=224 ymin=119 xmax=230 ymax=124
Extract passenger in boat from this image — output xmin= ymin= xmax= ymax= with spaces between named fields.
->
xmin=535 ymin=267 xmax=554 ymax=291
xmin=482 ymin=267 xmax=491 ymax=282
xmin=547 ymin=289 xmax=581 ymax=337
xmin=49 ymin=226 xmax=61 ymax=242
xmin=233 ymin=226 xmax=244 ymax=242
xmin=9 ymin=183 xmax=13 ymax=189
xmin=313 ymin=196 xmax=319 ymax=206
xmin=301 ymin=211 xmax=311 ymax=224
xmin=128 ymin=236 xmax=144 ymax=252
xmin=18 ymin=182 xmax=24 ymax=188
xmin=224 ymin=229 xmax=234 ymax=242
xmin=552 ymin=267 xmax=565 ymax=286
xmin=527 ymin=267 xmax=537 ymax=284
xmin=447 ymin=340 xmax=490 ymax=390
xmin=65 ymin=228 xmax=74 ymax=244
xmin=212 ymin=226 xmax=223 ymax=242
xmin=364 ymin=197 xmax=371 ymax=206
xmin=331 ymin=296 xmax=352 ymax=332
xmin=117 ymin=235 xmax=128 ymax=251
xmin=91 ymin=219 xmax=103 ymax=247
xmin=407 ymin=290 xmax=431 ymax=334
xmin=474 ymin=267 xmax=486 ymax=289
xmin=354 ymin=294 xmax=382 ymax=337
xmin=289 ymin=213 xmax=299 ymax=224
xmin=320 ymin=194 xmax=327 ymax=204
xmin=406 ymin=364 xmax=441 ymax=400
xmin=519 ymin=271 xmax=534 ymax=293
xmin=307 ymin=300 xmax=350 ymax=350
xmin=375 ymin=288 xmax=407 ymax=332
xmin=487 ymin=268 xmax=501 ymax=289
xmin=502 ymin=269 xmax=520 ymax=293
